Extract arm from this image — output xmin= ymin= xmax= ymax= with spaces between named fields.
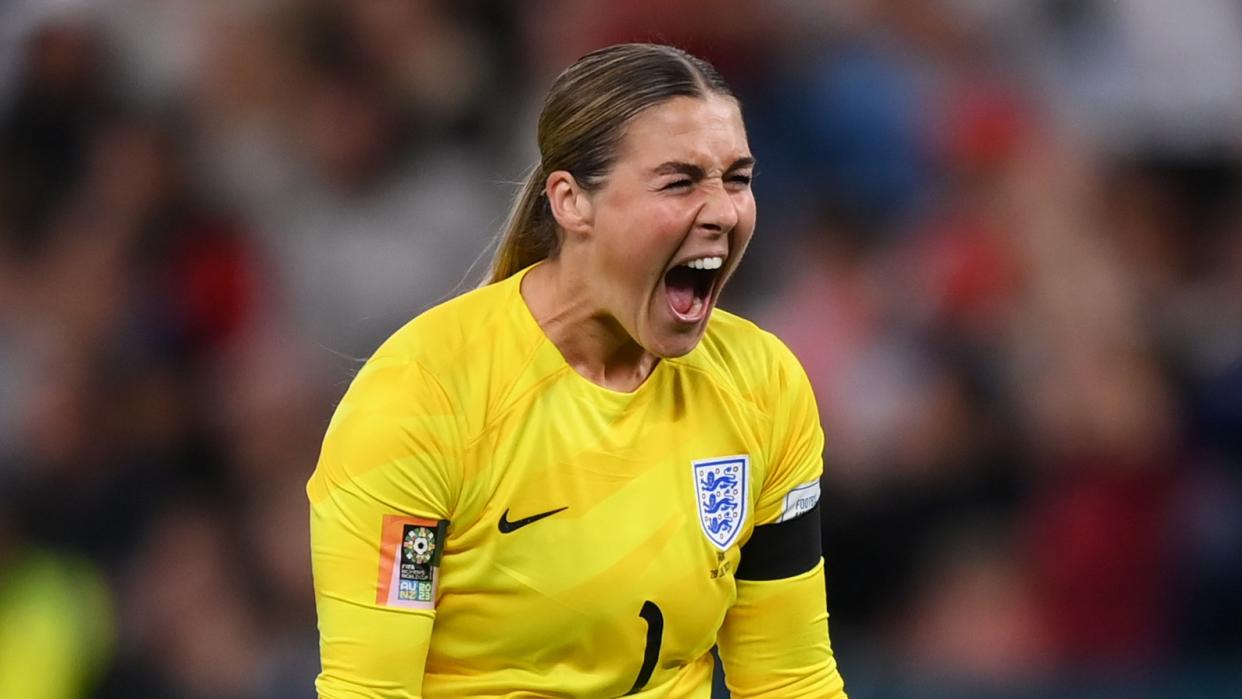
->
xmin=311 ymin=506 xmax=437 ymax=698
xmin=717 ymin=506 xmax=846 ymax=698
xmin=308 ymin=356 xmax=460 ymax=698
xmin=716 ymin=337 xmax=847 ymax=698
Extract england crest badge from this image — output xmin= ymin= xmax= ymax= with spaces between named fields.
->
xmin=692 ymin=455 xmax=750 ymax=550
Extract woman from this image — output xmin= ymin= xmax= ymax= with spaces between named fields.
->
xmin=309 ymin=43 xmax=848 ymax=698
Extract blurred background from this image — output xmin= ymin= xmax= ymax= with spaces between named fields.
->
xmin=1 ymin=0 xmax=1241 ymax=697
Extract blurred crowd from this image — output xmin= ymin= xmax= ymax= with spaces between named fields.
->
xmin=1 ymin=1 xmax=1240 ymax=698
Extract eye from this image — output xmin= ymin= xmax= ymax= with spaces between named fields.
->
xmin=661 ymin=179 xmax=693 ymax=191
xmin=727 ymin=173 xmax=753 ymax=187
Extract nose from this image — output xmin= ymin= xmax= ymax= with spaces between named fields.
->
xmin=695 ymin=181 xmax=739 ymax=236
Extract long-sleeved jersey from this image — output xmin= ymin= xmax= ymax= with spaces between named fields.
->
xmin=308 ymin=265 xmax=847 ymax=698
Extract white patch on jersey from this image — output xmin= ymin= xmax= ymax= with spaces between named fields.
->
xmin=776 ymin=479 xmax=821 ymax=523
xmin=692 ymin=455 xmax=750 ymax=550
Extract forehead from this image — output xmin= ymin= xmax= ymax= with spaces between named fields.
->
xmin=616 ymin=95 xmax=749 ymax=169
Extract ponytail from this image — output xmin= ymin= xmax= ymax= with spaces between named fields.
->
xmin=486 ymin=165 xmax=558 ymax=284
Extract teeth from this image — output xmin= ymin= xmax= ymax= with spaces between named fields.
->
xmin=684 ymin=256 xmax=724 ymax=270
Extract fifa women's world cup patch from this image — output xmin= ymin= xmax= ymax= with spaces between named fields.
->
xmin=692 ymin=455 xmax=750 ymax=551
xmin=376 ymin=515 xmax=448 ymax=610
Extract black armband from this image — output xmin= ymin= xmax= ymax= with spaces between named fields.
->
xmin=735 ymin=501 xmax=822 ymax=581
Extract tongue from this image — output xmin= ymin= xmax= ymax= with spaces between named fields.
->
xmin=667 ymin=283 xmax=695 ymax=315
xmin=664 ymin=267 xmax=697 ymax=315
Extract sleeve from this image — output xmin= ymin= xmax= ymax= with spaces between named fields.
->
xmin=752 ymin=337 xmax=824 ymax=528
xmin=716 ymin=337 xmax=847 ymax=698
xmin=307 ymin=354 xmax=462 ymax=699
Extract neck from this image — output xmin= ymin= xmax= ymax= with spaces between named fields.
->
xmin=520 ymin=259 xmax=659 ymax=392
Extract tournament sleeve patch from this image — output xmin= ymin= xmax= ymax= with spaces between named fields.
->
xmin=776 ymin=479 xmax=821 ymax=523
xmin=376 ymin=515 xmax=448 ymax=610
xmin=736 ymin=501 xmax=822 ymax=581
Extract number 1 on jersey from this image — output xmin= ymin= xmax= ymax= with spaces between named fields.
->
xmin=625 ymin=600 xmax=664 ymax=695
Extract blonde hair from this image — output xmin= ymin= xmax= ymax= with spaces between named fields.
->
xmin=486 ymin=43 xmax=736 ymax=284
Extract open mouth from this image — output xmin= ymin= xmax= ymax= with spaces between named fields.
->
xmin=663 ymin=255 xmax=724 ymax=323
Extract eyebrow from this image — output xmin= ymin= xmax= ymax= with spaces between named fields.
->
xmin=651 ymin=156 xmax=756 ymax=178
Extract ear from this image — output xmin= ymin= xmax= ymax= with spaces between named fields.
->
xmin=546 ymin=170 xmax=594 ymax=238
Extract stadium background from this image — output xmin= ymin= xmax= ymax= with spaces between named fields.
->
xmin=2 ymin=1 xmax=1241 ymax=697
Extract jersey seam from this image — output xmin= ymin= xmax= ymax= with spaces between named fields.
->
xmin=662 ymin=359 xmax=773 ymax=432
xmin=461 ymin=356 xmax=570 ymax=452
xmin=459 ymin=272 xmax=569 ymax=450
xmin=670 ymin=359 xmax=756 ymax=409
xmin=476 ymin=331 xmax=554 ymax=438
xmin=404 ymin=356 xmax=469 ymax=516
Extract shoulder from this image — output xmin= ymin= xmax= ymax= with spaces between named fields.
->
xmin=373 ymin=277 xmax=517 ymax=372
xmin=311 ymin=281 xmax=521 ymax=504
xmin=681 ymin=308 xmax=808 ymax=401
xmin=334 ymin=273 xmax=537 ymax=441
xmin=366 ymin=274 xmax=533 ymax=391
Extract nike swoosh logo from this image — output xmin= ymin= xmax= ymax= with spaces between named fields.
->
xmin=497 ymin=506 xmax=568 ymax=534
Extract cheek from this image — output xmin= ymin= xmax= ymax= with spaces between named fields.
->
xmin=602 ymin=204 xmax=687 ymax=270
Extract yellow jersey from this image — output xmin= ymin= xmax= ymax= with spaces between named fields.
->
xmin=308 ymin=265 xmax=847 ymax=698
